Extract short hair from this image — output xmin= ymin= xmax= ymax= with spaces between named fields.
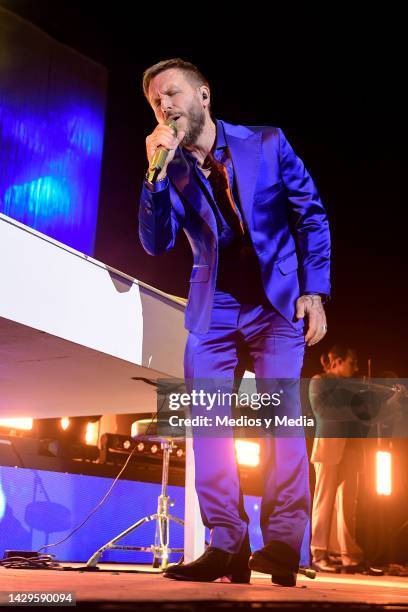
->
xmin=328 ymin=345 xmax=357 ymax=362
xmin=142 ymin=58 xmax=209 ymax=100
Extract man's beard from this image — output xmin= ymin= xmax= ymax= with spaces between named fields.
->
xmin=180 ymin=101 xmax=205 ymax=147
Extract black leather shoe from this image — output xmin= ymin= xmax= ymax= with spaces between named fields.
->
xmin=163 ymin=547 xmax=232 ymax=582
xmin=340 ymin=562 xmax=365 ymax=574
xmin=249 ymin=540 xmax=299 ymax=587
xmin=223 ymin=531 xmax=251 ymax=583
xmin=311 ymin=558 xmax=341 ymax=573
xmin=163 ymin=533 xmax=251 ymax=583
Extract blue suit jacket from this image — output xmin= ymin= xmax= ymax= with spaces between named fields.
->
xmin=139 ymin=120 xmax=331 ymax=334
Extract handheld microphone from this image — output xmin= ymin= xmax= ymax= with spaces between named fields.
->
xmin=146 ymin=119 xmax=178 ymax=183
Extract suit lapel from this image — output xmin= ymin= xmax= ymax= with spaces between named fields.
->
xmin=166 ymin=148 xmax=218 ymax=238
xmin=222 ymin=122 xmax=262 ymax=231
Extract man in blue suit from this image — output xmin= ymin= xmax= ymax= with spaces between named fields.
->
xmin=139 ymin=58 xmax=331 ymax=586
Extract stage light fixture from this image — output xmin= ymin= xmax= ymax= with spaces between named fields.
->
xmin=99 ymin=433 xmax=185 ymax=466
xmin=0 ymin=418 xmax=33 ymax=431
xmin=235 ymin=440 xmax=260 ymax=467
xmin=376 ymin=450 xmax=392 ymax=495
xmin=85 ymin=421 xmax=99 ymax=446
xmin=60 ymin=417 xmax=70 ymax=431
xmin=131 ymin=418 xmax=156 ymax=437
xmin=36 ymin=416 xmax=100 ymax=461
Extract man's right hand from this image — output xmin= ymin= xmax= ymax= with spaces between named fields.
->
xmin=146 ymin=123 xmax=185 ymax=178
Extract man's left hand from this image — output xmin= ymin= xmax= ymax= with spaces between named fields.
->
xmin=296 ymin=294 xmax=327 ymax=346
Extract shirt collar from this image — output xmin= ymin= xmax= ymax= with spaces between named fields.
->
xmin=214 ymin=118 xmax=227 ymax=150
xmin=182 ymin=118 xmax=226 ymax=163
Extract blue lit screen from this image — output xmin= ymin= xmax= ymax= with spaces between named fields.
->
xmin=0 ymin=8 xmax=107 ymax=254
xmin=0 ymin=466 xmax=310 ymax=565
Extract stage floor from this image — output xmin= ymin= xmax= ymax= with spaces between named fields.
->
xmin=1 ymin=563 xmax=407 ymax=610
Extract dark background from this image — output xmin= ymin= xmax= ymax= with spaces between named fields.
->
xmin=1 ymin=2 xmax=407 ymax=377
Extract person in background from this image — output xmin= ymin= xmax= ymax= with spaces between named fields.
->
xmin=309 ymin=345 xmax=364 ymax=572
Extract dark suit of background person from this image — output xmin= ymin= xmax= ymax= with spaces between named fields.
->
xmin=309 ymin=355 xmax=365 ymax=571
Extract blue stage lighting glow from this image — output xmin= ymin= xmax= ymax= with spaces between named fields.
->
xmin=0 ymin=466 xmax=310 ymax=565
xmin=0 ymin=100 xmax=105 ymax=253
xmin=0 ymin=9 xmax=107 ymax=255
xmin=4 ymin=176 xmax=71 ymax=229
xmin=0 ymin=479 xmax=5 ymax=522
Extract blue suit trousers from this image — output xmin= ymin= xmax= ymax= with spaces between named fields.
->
xmin=183 ymin=289 xmax=310 ymax=555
